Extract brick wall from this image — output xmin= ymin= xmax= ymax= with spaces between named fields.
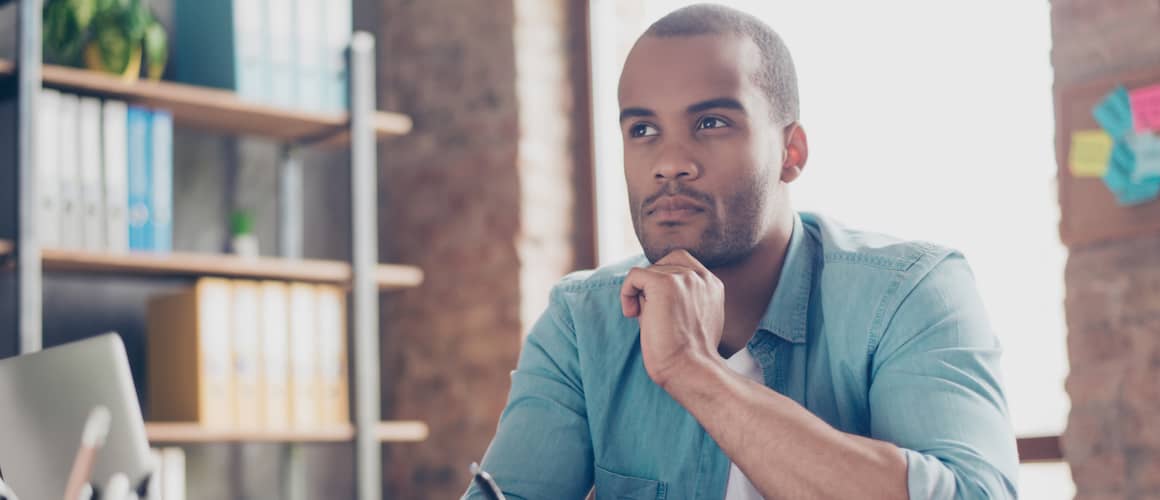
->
xmin=375 ymin=0 xmax=593 ymax=497
xmin=1052 ymin=0 xmax=1160 ymax=498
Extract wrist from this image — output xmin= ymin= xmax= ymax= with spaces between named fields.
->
xmin=657 ymin=350 xmax=730 ymax=400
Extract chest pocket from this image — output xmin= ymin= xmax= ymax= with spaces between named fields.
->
xmin=594 ymin=465 xmax=666 ymax=500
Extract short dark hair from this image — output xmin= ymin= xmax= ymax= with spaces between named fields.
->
xmin=645 ymin=4 xmax=800 ymax=125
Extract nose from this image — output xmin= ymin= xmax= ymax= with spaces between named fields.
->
xmin=650 ymin=142 xmax=701 ymax=182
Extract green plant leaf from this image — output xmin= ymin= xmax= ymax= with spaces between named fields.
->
xmin=42 ymin=0 xmax=85 ymax=64
xmin=143 ymin=22 xmax=167 ymax=80
xmin=91 ymin=10 xmax=132 ymax=73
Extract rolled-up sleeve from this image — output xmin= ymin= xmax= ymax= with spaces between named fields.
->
xmin=868 ymin=255 xmax=1019 ymax=499
xmin=462 ymin=287 xmax=594 ymax=500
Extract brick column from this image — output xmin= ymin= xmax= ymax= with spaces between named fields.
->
xmin=1052 ymin=0 xmax=1160 ymax=498
xmin=375 ymin=1 xmax=593 ymax=497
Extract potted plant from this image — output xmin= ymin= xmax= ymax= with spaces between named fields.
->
xmin=42 ymin=0 xmax=168 ymax=81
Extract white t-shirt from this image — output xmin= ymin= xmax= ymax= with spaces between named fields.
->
xmin=722 ymin=348 xmax=766 ymax=500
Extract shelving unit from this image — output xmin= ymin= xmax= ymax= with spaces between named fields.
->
xmin=0 ymin=241 xmax=424 ymax=290
xmin=145 ymin=421 xmax=430 ymax=444
xmin=2 ymin=2 xmax=416 ymax=499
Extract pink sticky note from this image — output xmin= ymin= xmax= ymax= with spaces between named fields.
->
xmin=1130 ymin=84 xmax=1160 ymax=132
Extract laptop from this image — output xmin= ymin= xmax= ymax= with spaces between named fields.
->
xmin=0 ymin=333 xmax=153 ymax=500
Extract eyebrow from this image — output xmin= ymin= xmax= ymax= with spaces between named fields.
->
xmin=618 ymin=97 xmax=747 ymax=123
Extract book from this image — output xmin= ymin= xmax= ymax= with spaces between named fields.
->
xmin=259 ymin=281 xmax=291 ymax=430
xmin=146 ymin=278 xmax=235 ymax=428
xmin=58 ymin=93 xmax=83 ymax=249
xmin=173 ymin=0 xmax=269 ymax=102
xmin=287 ymin=282 xmax=320 ymax=429
xmin=127 ymin=105 xmax=153 ymax=251
xmin=151 ymin=109 xmax=173 ymax=253
xmin=102 ymin=99 xmax=130 ymax=253
xmin=78 ymin=96 xmax=105 ymax=251
xmin=231 ymin=280 xmax=263 ymax=429
xmin=38 ymin=89 xmax=62 ymax=248
xmin=316 ymin=285 xmax=348 ymax=425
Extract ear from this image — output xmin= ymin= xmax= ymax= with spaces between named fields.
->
xmin=780 ymin=122 xmax=809 ymax=183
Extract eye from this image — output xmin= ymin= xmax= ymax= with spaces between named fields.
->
xmin=697 ymin=117 xmax=729 ymax=130
xmin=629 ymin=123 xmax=660 ymax=138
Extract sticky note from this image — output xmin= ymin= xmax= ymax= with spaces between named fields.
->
xmin=1103 ymin=139 xmax=1160 ymax=206
xmin=1093 ymin=86 xmax=1134 ymax=139
xmin=1130 ymin=84 xmax=1160 ymax=133
xmin=1069 ymin=130 xmax=1112 ymax=177
xmin=1128 ymin=132 xmax=1160 ymax=183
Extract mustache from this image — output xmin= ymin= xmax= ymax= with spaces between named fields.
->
xmin=642 ymin=182 xmax=715 ymax=210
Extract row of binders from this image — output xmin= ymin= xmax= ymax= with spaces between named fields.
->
xmin=38 ymin=90 xmax=173 ymax=253
xmin=147 ymin=278 xmax=349 ymax=430
xmin=175 ymin=0 xmax=353 ymax=112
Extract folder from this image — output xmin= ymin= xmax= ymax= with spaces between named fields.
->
xmin=161 ymin=447 xmax=186 ymax=500
xmin=79 ymin=96 xmax=105 ymax=251
xmin=151 ymin=109 xmax=173 ymax=253
xmin=323 ymin=0 xmax=351 ymax=111
xmin=287 ymin=282 xmax=320 ymax=429
xmin=231 ymin=280 xmax=263 ymax=430
xmin=259 ymin=281 xmax=291 ymax=430
xmin=268 ymin=0 xmax=298 ymax=107
xmin=102 ymin=99 xmax=130 ymax=253
xmin=58 ymin=93 xmax=84 ymax=249
xmin=294 ymin=0 xmax=325 ymax=111
xmin=146 ymin=278 xmax=235 ymax=428
xmin=38 ymin=89 xmax=62 ymax=248
xmin=316 ymin=285 xmax=348 ymax=425
xmin=173 ymin=0 xmax=269 ymax=102
xmin=127 ymin=105 xmax=153 ymax=251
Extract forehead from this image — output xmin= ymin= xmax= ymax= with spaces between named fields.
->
xmin=618 ymin=34 xmax=765 ymax=112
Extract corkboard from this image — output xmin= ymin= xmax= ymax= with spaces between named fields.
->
xmin=1056 ymin=63 xmax=1160 ymax=248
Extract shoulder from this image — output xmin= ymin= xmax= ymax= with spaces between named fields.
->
xmin=552 ymin=254 xmax=649 ymax=295
xmin=801 ymin=211 xmax=958 ymax=276
xmin=801 ymin=212 xmax=978 ymax=351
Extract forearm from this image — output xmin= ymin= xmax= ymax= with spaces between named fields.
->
xmin=663 ymin=357 xmax=908 ymax=500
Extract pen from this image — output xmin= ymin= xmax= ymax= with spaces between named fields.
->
xmin=470 ymin=462 xmax=506 ymax=500
xmin=64 ymin=406 xmax=111 ymax=500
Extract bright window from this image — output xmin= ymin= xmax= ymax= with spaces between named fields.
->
xmin=590 ymin=1 xmax=1071 ymax=497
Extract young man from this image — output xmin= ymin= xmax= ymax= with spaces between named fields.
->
xmin=465 ymin=4 xmax=1018 ymax=499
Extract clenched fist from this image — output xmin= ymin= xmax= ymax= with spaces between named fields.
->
xmin=620 ymin=249 xmax=725 ymax=390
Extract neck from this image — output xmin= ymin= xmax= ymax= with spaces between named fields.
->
xmin=713 ymin=209 xmax=795 ymax=358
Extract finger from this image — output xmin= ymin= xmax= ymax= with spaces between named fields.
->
xmin=620 ymin=268 xmax=647 ymax=317
xmin=656 ymin=249 xmax=710 ymax=276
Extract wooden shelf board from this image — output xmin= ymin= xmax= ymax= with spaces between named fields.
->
xmin=23 ymin=244 xmax=423 ymax=290
xmin=0 ymin=59 xmax=411 ymax=145
xmin=145 ymin=421 xmax=428 ymax=443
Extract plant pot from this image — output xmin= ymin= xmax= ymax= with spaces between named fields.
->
xmin=84 ymin=42 xmax=141 ymax=82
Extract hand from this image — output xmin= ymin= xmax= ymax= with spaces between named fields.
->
xmin=620 ymin=250 xmax=725 ymax=390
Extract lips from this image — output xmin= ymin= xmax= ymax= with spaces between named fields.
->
xmin=645 ymin=196 xmax=706 ymax=218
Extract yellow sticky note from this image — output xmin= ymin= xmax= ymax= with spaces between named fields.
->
xmin=1069 ymin=130 xmax=1112 ymax=177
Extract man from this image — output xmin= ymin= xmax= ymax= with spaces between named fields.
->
xmin=464 ymin=4 xmax=1018 ymax=499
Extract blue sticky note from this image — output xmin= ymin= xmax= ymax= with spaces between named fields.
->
xmin=1093 ymin=86 xmax=1134 ymax=139
xmin=1114 ymin=181 xmax=1160 ymax=206
xmin=1103 ymin=139 xmax=1160 ymax=205
xmin=1128 ymin=133 xmax=1160 ymax=183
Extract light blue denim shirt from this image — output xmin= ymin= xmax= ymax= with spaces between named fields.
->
xmin=465 ymin=212 xmax=1018 ymax=500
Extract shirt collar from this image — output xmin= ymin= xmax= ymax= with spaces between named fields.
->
xmin=754 ymin=213 xmax=816 ymax=345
